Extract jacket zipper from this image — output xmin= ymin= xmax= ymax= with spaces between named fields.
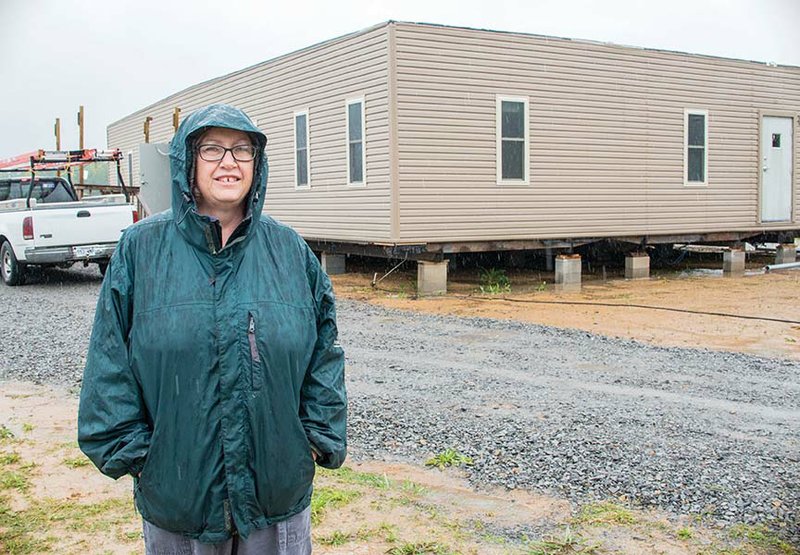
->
xmin=247 ymin=312 xmax=263 ymax=390
xmin=203 ymin=226 xmax=218 ymax=255
xmin=223 ymin=498 xmax=233 ymax=532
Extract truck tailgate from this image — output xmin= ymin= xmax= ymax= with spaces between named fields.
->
xmin=31 ymin=202 xmax=133 ymax=247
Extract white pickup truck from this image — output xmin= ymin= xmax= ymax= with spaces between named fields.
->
xmin=0 ymin=176 xmax=137 ymax=285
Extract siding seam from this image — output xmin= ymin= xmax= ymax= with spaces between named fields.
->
xmin=388 ymin=22 xmax=400 ymax=242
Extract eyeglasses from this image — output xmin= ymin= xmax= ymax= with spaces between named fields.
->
xmin=196 ymin=144 xmax=257 ymax=162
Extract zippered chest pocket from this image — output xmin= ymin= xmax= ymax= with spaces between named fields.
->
xmin=247 ymin=312 xmax=264 ymax=390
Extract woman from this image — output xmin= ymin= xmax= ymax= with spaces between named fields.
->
xmin=78 ymin=103 xmax=347 ymax=554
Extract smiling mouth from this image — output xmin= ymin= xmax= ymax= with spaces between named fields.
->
xmin=215 ymin=176 xmax=240 ymax=183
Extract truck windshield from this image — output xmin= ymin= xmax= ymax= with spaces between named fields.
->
xmin=0 ymin=180 xmax=75 ymax=203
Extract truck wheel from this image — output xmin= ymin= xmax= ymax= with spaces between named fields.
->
xmin=1 ymin=241 xmax=25 ymax=286
xmin=98 ymin=261 xmax=109 ymax=277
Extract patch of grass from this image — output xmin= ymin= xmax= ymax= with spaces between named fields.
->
xmin=0 ymin=458 xmax=34 ymax=494
xmin=353 ymin=523 xmax=396 ymax=542
xmin=120 ymin=530 xmax=141 ymax=542
xmin=676 ymin=526 xmax=693 ymax=540
xmin=399 ymin=479 xmax=427 ymax=496
xmin=43 ymin=497 xmax=135 ymax=533
xmin=310 ymin=486 xmax=360 ymax=525
xmin=380 ymin=522 xmax=399 ymax=543
xmin=527 ymin=526 xmax=600 ymax=554
xmin=319 ymin=465 xmax=392 ymax=489
xmin=0 ymin=496 xmax=138 ymax=553
xmin=425 ymin=448 xmax=473 ymax=470
xmin=21 ymin=424 xmax=34 ymax=434
xmin=386 ymin=541 xmax=453 ymax=555
xmin=536 ymin=281 xmax=548 ymax=292
xmin=317 ymin=529 xmax=351 ymax=546
xmin=0 ymin=471 xmax=30 ymax=493
xmin=479 ymin=268 xmax=511 ymax=295
xmin=728 ymin=523 xmax=797 ymax=554
xmin=0 ymin=516 xmax=52 ymax=555
xmin=482 ymin=532 xmax=507 ymax=545
xmin=0 ymin=426 xmax=15 ymax=441
xmin=62 ymin=457 xmax=90 ymax=469
xmin=0 ymin=453 xmax=20 ymax=465
xmin=574 ymin=501 xmax=636 ymax=526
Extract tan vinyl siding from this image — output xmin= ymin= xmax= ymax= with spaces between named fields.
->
xmin=108 ymin=25 xmax=391 ymax=242
xmin=394 ymin=23 xmax=800 ymax=243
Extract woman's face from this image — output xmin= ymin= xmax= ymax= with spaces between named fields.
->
xmin=193 ymin=127 xmax=255 ymax=215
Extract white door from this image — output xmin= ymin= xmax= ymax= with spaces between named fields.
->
xmin=760 ymin=116 xmax=793 ymax=222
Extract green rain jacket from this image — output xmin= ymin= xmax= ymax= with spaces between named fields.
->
xmin=78 ymin=104 xmax=347 ymax=542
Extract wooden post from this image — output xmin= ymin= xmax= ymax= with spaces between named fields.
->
xmin=54 ymin=118 xmax=61 ymax=177
xmin=77 ymin=105 xmax=85 ymax=185
xmin=144 ymin=116 xmax=153 ymax=143
xmin=172 ymin=107 xmax=181 ymax=133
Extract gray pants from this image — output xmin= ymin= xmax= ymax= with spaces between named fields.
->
xmin=142 ymin=506 xmax=312 ymax=555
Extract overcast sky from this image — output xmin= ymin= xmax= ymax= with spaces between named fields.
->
xmin=1 ymin=0 xmax=798 ymax=161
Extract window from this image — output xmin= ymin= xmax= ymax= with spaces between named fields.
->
xmin=346 ymin=98 xmax=365 ymax=185
xmin=497 ymin=96 xmax=529 ymax=184
xmin=294 ymin=110 xmax=309 ymax=188
xmin=0 ymin=179 xmax=72 ymax=203
xmin=685 ymin=109 xmax=708 ymax=185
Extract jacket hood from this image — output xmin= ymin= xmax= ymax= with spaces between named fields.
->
xmin=169 ymin=104 xmax=268 ymax=251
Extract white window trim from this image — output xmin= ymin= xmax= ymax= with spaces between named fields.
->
xmin=346 ymin=96 xmax=366 ymax=187
xmin=684 ymin=108 xmax=709 ymax=187
xmin=293 ymin=109 xmax=310 ymax=189
xmin=496 ymin=95 xmax=530 ymax=185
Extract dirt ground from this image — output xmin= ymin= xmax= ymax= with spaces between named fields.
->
xmin=0 ymin=383 xmax=794 ymax=554
xmin=331 ymin=263 xmax=800 ymax=361
xmin=0 ymin=262 xmax=798 ymax=553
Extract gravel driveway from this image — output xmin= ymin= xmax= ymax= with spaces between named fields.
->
xmin=1 ymin=267 xmax=798 ymax=539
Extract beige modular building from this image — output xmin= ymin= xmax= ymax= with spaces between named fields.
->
xmin=108 ymin=21 xmax=799 ymax=291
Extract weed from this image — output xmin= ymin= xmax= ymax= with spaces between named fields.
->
xmin=62 ymin=457 xmax=90 ymax=469
xmin=386 ymin=541 xmax=452 ymax=555
xmin=479 ymin=268 xmax=511 ymax=294
xmin=21 ymin=424 xmax=34 ymax=434
xmin=676 ymin=527 xmax=693 ymax=540
xmin=317 ymin=530 xmax=351 ymax=546
xmin=536 ymin=281 xmax=547 ymax=292
xmin=351 ymin=523 xmax=397 ymax=543
xmin=121 ymin=530 xmax=141 ymax=541
xmin=482 ymin=532 xmax=507 ymax=545
xmin=0 ymin=471 xmax=30 ymax=492
xmin=527 ymin=526 xmax=599 ymax=554
xmin=310 ymin=486 xmax=360 ymax=525
xmin=380 ymin=522 xmax=399 ymax=543
xmin=399 ymin=480 xmax=427 ymax=496
xmin=574 ymin=501 xmax=636 ymax=526
xmin=0 ymin=496 xmax=138 ymax=552
xmin=425 ymin=449 xmax=473 ymax=470
xmin=0 ymin=453 xmax=20 ymax=465
xmin=0 ymin=426 xmax=15 ymax=441
xmin=728 ymin=523 xmax=797 ymax=553
xmin=320 ymin=466 xmax=391 ymax=489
